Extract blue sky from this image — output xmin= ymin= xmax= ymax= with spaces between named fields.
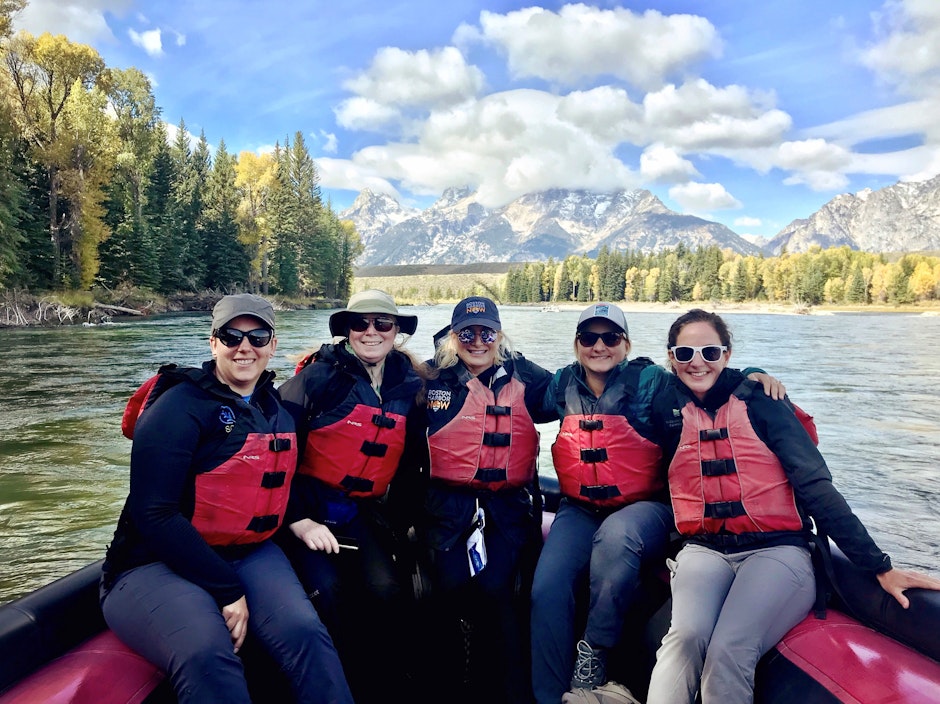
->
xmin=13 ymin=0 xmax=940 ymax=241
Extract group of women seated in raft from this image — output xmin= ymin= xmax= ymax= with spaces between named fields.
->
xmin=101 ymin=290 xmax=940 ymax=704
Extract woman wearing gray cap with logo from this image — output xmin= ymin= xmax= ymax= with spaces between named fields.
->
xmin=531 ymin=302 xmax=784 ymax=704
xmin=276 ymin=288 xmax=428 ymax=704
xmin=101 ymin=293 xmax=353 ymax=704
xmin=419 ymin=296 xmax=558 ymax=704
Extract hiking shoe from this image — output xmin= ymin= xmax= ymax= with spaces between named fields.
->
xmin=561 ymin=681 xmax=642 ymax=704
xmin=570 ymin=639 xmax=606 ymax=689
xmin=591 ymin=681 xmax=642 ymax=704
xmin=562 ymin=686 xmax=603 ymax=704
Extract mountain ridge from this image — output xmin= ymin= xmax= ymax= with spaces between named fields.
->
xmin=341 ymin=175 xmax=940 ymax=265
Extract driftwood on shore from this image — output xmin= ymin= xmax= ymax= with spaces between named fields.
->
xmin=93 ymin=302 xmax=144 ymax=316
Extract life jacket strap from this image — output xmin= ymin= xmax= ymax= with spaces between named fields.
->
xmin=246 ymin=514 xmax=279 ymax=533
xmin=579 ymin=419 xmax=604 ymax=431
xmin=700 ymin=428 xmax=729 ymax=441
xmin=701 ymin=458 xmax=737 ymax=476
xmin=704 ymin=500 xmax=746 ymax=519
xmin=580 ymin=484 xmax=621 ymax=500
xmin=372 ymin=414 xmax=397 ymax=429
xmin=340 ymin=475 xmax=375 ymax=493
xmin=580 ymin=447 xmax=609 ymax=463
xmin=260 ymin=471 xmax=287 ymax=489
xmin=269 ymin=437 xmax=292 ymax=452
xmin=360 ymin=440 xmax=388 ymax=457
xmin=474 ymin=468 xmax=508 ymax=483
xmin=483 ymin=432 xmax=511 ymax=447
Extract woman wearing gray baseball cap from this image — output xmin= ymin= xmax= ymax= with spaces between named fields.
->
xmin=276 ymin=288 xmax=427 ymax=703
xmin=531 ymin=302 xmax=785 ymax=704
xmin=102 ymin=293 xmax=353 ymax=704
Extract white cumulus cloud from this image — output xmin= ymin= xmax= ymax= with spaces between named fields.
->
xmin=640 ymin=144 xmax=700 ymax=182
xmin=129 ymin=28 xmax=163 ymax=57
xmin=342 ymin=46 xmax=484 ymax=108
xmin=12 ymin=0 xmax=129 ymax=44
xmin=860 ymin=0 xmax=940 ymax=96
xmin=471 ymin=4 xmax=721 ymax=90
xmin=669 ymin=182 xmax=742 ymax=212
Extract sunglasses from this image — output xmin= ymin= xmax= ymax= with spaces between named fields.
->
xmin=349 ymin=316 xmax=396 ymax=333
xmin=670 ymin=345 xmax=727 ymax=363
xmin=457 ymin=327 xmax=498 ymax=344
xmin=214 ymin=327 xmax=273 ymax=348
xmin=576 ymin=331 xmax=624 ymax=347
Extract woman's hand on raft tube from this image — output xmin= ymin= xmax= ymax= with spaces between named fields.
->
xmin=290 ymin=518 xmax=341 ymax=554
xmin=747 ymin=372 xmax=786 ymax=400
xmin=222 ymin=595 xmax=249 ymax=654
xmin=877 ymin=568 xmax=940 ymax=609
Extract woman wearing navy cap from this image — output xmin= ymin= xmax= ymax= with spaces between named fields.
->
xmin=419 ymin=296 xmax=557 ymax=704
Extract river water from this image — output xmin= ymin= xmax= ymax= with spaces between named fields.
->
xmin=1 ymin=305 xmax=938 ymax=604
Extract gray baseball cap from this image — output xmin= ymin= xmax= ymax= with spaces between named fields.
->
xmin=576 ymin=302 xmax=627 ymax=335
xmin=212 ymin=293 xmax=276 ymax=331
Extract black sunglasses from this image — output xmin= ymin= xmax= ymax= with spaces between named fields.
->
xmin=349 ymin=316 xmax=396 ymax=333
xmin=576 ymin=331 xmax=624 ymax=347
xmin=214 ymin=327 xmax=273 ymax=348
xmin=670 ymin=345 xmax=727 ymax=363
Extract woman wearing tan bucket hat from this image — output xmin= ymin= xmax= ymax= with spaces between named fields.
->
xmin=276 ymin=289 xmax=429 ymax=704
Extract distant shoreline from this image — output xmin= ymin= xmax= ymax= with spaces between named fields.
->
xmin=479 ymin=300 xmax=940 ymax=316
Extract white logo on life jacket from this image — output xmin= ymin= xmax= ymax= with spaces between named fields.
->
xmin=242 ymin=454 xmax=261 ymax=460
xmin=427 ymin=388 xmax=452 ymax=412
xmin=346 ymin=420 xmax=363 ymax=427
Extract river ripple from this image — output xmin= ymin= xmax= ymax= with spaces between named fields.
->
xmin=1 ymin=306 xmax=938 ymax=604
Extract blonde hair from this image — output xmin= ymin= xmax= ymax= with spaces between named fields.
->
xmin=433 ymin=330 xmax=517 ymax=370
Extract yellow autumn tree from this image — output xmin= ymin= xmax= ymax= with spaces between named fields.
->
xmin=235 ymin=150 xmax=278 ymax=293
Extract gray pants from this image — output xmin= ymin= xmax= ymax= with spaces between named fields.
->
xmin=646 ymin=543 xmax=815 ymax=704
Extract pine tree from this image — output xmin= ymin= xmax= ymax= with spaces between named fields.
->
xmin=203 ymin=141 xmax=248 ymax=290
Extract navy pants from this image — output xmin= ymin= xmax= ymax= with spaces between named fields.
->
xmin=530 ymin=498 xmax=673 ymax=704
xmin=101 ymin=541 xmax=353 ymax=704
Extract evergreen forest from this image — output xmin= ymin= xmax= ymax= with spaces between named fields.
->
xmin=502 ymin=245 xmax=940 ymax=306
xmin=0 ymin=10 xmax=359 ymax=300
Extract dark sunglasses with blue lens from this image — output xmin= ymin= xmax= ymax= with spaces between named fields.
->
xmin=457 ymin=326 xmax=498 ymax=344
xmin=213 ymin=327 xmax=273 ymax=348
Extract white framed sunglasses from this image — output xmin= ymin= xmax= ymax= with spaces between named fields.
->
xmin=669 ymin=344 xmax=727 ymax=363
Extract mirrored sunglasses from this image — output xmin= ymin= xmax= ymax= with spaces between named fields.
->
xmin=576 ymin=331 xmax=624 ymax=347
xmin=349 ymin=316 xmax=396 ymax=333
xmin=214 ymin=327 xmax=273 ymax=348
xmin=670 ymin=344 xmax=727 ymax=363
xmin=457 ymin=326 xmax=498 ymax=344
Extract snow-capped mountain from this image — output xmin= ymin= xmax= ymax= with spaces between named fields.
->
xmin=767 ymin=174 xmax=940 ymax=254
xmin=341 ymin=187 xmax=762 ymax=266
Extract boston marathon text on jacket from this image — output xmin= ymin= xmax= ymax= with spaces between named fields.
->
xmin=103 ymin=362 xmax=297 ymax=607
xmin=650 ymin=367 xmax=891 ymax=573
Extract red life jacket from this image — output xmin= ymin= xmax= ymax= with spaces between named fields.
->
xmin=553 ymin=413 xmax=663 ymax=507
xmin=669 ymin=392 xmax=804 ymax=537
xmin=298 ymin=397 xmax=408 ymax=499
xmin=121 ymin=364 xmax=207 ymax=439
xmin=428 ymin=374 xmax=539 ymax=490
xmin=552 ymin=362 xmax=663 ymax=507
xmin=123 ymin=364 xmax=297 ymax=545
xmin=192 ymin=430 xmax=297 ymax=545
